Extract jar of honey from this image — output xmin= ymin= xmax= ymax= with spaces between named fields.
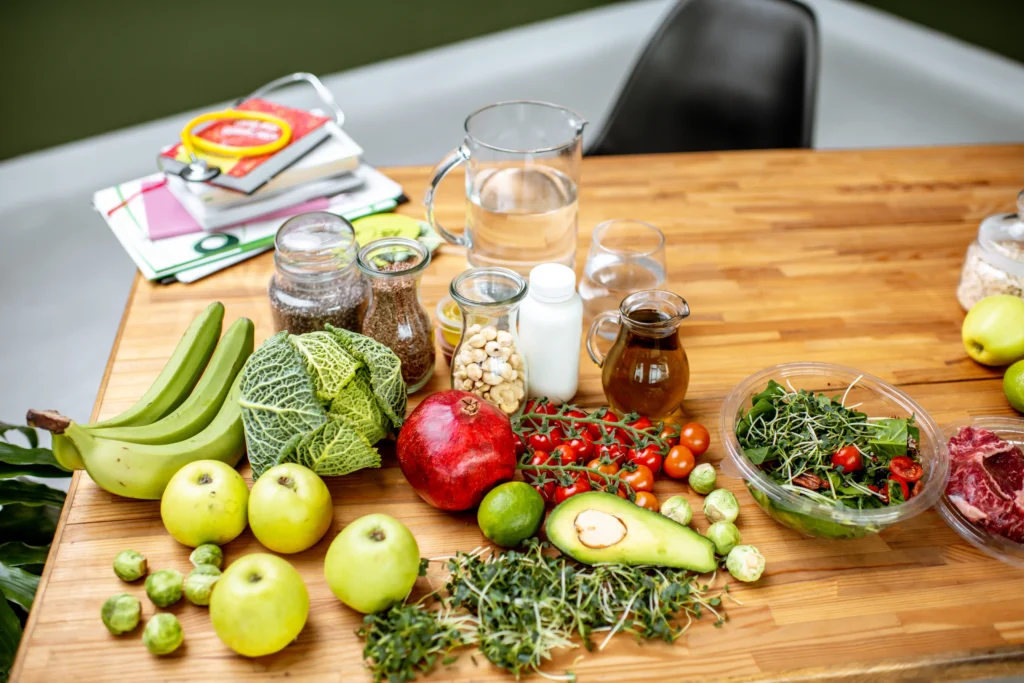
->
xmin=585 ymin=290 xmax=690 ymax=419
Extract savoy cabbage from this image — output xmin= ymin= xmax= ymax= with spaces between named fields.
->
xmin=239 ymin=329 xmax=406 ymax=479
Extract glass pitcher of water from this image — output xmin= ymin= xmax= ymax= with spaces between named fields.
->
xmin=424 ymin=100 xmax=586 ymax=274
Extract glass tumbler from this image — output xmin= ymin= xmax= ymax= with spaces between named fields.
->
xmin=578 ymin=219 xmax=667 ymax=336
xmin=449 ymin=267 xmax=529 ymax=414
xmin=357 ymin=237 xmax=435 ymax=393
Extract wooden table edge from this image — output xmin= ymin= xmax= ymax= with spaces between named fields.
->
xmin=10 ymin=274 xmax=140 ymax=682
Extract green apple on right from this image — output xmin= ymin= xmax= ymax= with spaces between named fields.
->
xmin=962 ymin=294 xmax=1024 ymax=367
xmin=1005 ymin=360 xmax=1024 ymax=413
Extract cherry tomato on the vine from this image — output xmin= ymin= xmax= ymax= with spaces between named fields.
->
xmin=596 ymin=409 xmax=625 ymax=442
xmin=633 ymin=491 xmax=659 ymax=512
xmin=522 ymin=451 xmax=551 ymax=480
xmin=565 ymin=408 xmax=601 ymax=440
xmin=889 ymin=456 xmax=923 ymax=482
xmin=585 ymin=457 xmax=620 ymax=484
xmin=514 ymin=433 xmax=528 ymax=458
xmin=533 ymin=481 xmax=556 ymax=503
xmin=522 ymin=398 xmax=556 ymax=429
xmin=555 ymin=476 xmax=592 ymax=504
xmin=628 ymin=444 xmax=664 ymax=475
xmin=620 ymin=464 xmax=655 ymax=493
xmin=565 ymin=433 xmax=595 ymax=461
xmin=663 ymin=445 xmax=696 ymax=479
xmin=527 ymin=429 xmax=563 ymax=453
xmin=625 ymin=415 xmax=653 ymax=442
xmin=679 ymin=423 xmax=711 ymax=456
xmin=553 ymin=443 xmax=579 ymax=467
xmin=830 ymin=445 xmax=863 ymax=473
xmin=595 ymin=442 xmax=628 ymax=465
xmin=659 ymin=421 xmax=681 ymax=449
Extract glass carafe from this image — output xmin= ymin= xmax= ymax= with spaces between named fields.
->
xmin=424 ymin=100 xmax=587 ymax=274
xmin=449 ymin=267 xmax=529 ymax=414
xmin=586 ymin=290 xmax=690 ymax=419
xmin=358 ymin=237 xmax=435 ymax=393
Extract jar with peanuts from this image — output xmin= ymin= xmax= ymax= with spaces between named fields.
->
xmin=448 ymin=267 xmax=529 ymax=415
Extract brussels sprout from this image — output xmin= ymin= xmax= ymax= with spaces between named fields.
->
xmin=145 ymin=569 xmax=184 ymax=608
xmin=660 ymin=495 xmax=693 ymax=526
xmin=688 ymin=463 xmax=717 ymax=495
xmin=705 ymin=521 xmax=742 ymax=555
xmin=703 ymin=489 xmax=739 ymax=524
xmin=113 ymin=549 xmax=147 ymax=582
xmin=184 ymin=564 xmax=221 ymax=606
xmin=143 ymin=613 xmax=183 ymax=655
xmin=189 ymin=543 xmax=223 ymax=569
xmin=726 ymin=545 xmax=766 ymax=583
xmin=100 ymin=593 xmax=141 ymax=635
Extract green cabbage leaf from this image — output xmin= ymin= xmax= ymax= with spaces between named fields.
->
xmin=239 ymin=328 xmax=405 ymax=480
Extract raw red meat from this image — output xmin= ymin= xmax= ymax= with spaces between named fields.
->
xmin=946 ymin=426 xmax=1024 ymax=543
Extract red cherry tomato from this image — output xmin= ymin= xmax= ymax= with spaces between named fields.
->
xmin=514 ymin=433 xmax=527 ymax=457
xmin=830 ymin=445 xmax=863 ymax=473
xmin=522 ymin=451 xmax=551 ymax=480
xmin=596 ymin=442 xmax=628 ymax=465
xmin=565 ymin=408 xmax=601 ymax=440
xmin=553 ymin=443 xmax=579 ymax=467
xmin=533 ymin=481 xmax=556 ymax=503
xmin=565 ymin=434 xmax=595 ymax=461
xmin=621 ymin=464 xmax=655 ymax=493
xmin=527 ymin=429 xmax=563 ymax=453
xmin=659 ymin=422 xmax=681 ymax=448
xmin=633 ymin=491 xmax=659 ymax=512
xmin=522 ymin=398 xmax=556 ymax=429
xmin=663 ymin=445 xmax=696 ymax=479
xmin=585 ymin=457 xmax=620 ymax=484
xmin=597 ymin=409 xmax=625 ymax=443
xmin=555 ymin=476 xmax=592 ymax=504
xmin=625 ymin=416 xmax=653 ymax=444
xmin=679 ymin=423 xmax=710 ymax=456
xmin=889 ymin=456 xmax=923 ymax=482
xmin=888 ymin=475 xmax=910 ymax=502
xmin=628 ymin=444 xmax=664 ymax=475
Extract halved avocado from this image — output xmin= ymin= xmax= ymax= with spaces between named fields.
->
xmin=545 ymin=491 xmax=717 ymax=572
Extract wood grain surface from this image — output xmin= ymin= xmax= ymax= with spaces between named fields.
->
xmin=12 ymin=145 xmax=1024 ymax=683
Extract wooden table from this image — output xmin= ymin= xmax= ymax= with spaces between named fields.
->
xmin=13 ymin=145 xmax=1024 ymax=682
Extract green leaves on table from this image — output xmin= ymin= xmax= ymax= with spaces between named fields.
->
xmin=0 ymin=421 xmax=68 ymax=480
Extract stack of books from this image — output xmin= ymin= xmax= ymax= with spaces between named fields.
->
xmin=93 ymin=99 xmax=406 ymax=283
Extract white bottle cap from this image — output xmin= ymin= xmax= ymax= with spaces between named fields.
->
xmin=529 ymin=263 xmax=577 ymax=303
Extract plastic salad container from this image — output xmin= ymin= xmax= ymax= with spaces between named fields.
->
xmin=936 ymin=416 xmax=1024 ymax=567
xmin=719 ymin=362 xmax=949 ymax=539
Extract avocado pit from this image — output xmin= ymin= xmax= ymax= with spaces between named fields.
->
xmin=574 ymin=509 xmax=627 ymax=548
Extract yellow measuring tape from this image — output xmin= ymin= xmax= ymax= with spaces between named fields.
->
xmin=180 ymin=109 xmax=293 ymax=159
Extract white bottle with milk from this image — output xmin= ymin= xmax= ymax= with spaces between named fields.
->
xmin=519 ymin=263 xmax=584 ymax=403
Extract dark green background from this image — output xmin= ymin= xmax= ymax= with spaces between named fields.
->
xmin=0 ymin=0 xmax=1020 ymax=161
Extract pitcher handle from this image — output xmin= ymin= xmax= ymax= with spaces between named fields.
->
xmin=586 ymin=311 xmax=620 ymax=367
xmin=424 ymin=144 xmax=471 ymax=247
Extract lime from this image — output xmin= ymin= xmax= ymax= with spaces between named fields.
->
xmin=477 ymin=482 xmax=545 ymax=548
xmin=1005 ymin=360 xmax=1024 ymax=414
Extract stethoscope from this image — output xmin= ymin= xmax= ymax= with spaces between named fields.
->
xmin=175 ymin=72 xmax=346 ymax=183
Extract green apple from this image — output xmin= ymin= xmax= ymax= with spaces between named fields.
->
xmin=248 ymin=463 xmax=333 ymax=554
xmin=160 ymin=460 xmax=249 ymax=548
xmin=1005 ymin=360 xmax=1024 ymax=413
xmin=210 ymin=553 xmax=309 ymax=657
xmin=962 ymin=294 xmax=1024 ymax=366
xmin=324 ymin=514 xmax=420 ymax=614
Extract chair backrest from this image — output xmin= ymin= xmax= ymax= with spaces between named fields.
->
xmin=587 ymin=0 xmax=818 ymax=155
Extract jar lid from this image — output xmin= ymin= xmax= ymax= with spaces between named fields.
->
xmin=977 ymin=194 xmax=1024 ymax=274
xmin=935 ymin=416 xmax=1024 ymax=568
xmin=274 ymin=212 xmax=358 ymax=277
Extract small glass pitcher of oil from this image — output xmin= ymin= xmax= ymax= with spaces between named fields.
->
xmin=585 ymin=290 xmax=690 ymax=419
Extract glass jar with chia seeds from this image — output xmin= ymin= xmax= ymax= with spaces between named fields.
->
xmin=957 ymin=190 xmax=1024 ymax=311
xmin=358 ymin=237 xmax=435 ymax=392
xmin=269 ymin=212 xmax=368 ymax=334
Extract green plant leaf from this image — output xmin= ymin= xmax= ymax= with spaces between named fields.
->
xmin=0 ymin=586 xmax=23 ymax=683
xmin=326 ymin=324 xmax=407 ymax=428
xmin=289 ymin=419 xmax=381 ymax=477
xmin=0 ymin=480 xmax=66 ymax=508
xmin=0 ymin=562 xmax=40 ymax=612
xmin=0 ymin=442 xmax=66 ymax=470
xmin=0 ymin=505 xmax=58 ymax=547
xmin=0 ymin=422 xmax=38 ymax=449
xmin=288 ymin=330 xmax=362 ymax=402
xmin=0 ymin=543 xmax=49 ymax=568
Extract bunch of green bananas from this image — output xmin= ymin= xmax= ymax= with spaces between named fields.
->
xmin=27 ymin=302 xmax=253 ymax=500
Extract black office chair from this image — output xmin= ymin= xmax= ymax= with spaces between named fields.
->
xmin=587 ymin=0 xmax=818 ymax=155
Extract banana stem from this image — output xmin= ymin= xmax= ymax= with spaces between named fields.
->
xmin=26 ymin=409 xmax=71 ymax=434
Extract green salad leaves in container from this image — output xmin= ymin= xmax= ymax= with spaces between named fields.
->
xmin=719 ymin=363 xmax=949 ymax=539
xmin=239 ymin=325 xmax=406 ymax=480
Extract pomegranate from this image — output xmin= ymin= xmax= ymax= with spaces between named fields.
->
xmin=397 ymin=391 xmax=517 ymax=511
